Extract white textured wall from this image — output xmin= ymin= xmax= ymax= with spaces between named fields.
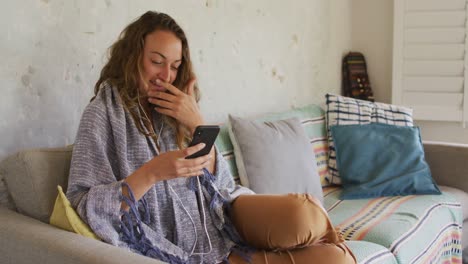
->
xmin=351 ymin=0 xmax=468 ymax=143
xmin=351 ymin=0 xmax=393 ymax=104
xmin=0 ymin=0 xmax=352 ymax=160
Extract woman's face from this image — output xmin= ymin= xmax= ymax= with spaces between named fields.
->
xmin=140 ymin=30 xmax=182 ymax=95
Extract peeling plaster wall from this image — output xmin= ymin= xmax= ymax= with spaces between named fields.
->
xmin=0 ymin=0 xmax=352 ymax=160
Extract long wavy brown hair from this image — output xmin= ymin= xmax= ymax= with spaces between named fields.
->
xmin=93 ymin=11 xmax=200 ymax=149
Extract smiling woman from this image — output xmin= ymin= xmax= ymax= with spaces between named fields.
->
xmin=141 ymin=30 xmax=182 ymax=92
xmin=93 ymin=12 xmax=201 ymax=150
xmin=65 ymin=11 xmax=356 ymax=264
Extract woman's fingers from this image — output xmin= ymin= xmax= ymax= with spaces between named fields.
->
xmin=156 ymin=78 xmax=196 ymax=97
xmin=187 ymin=158 xmax=211 ymax=172
xmin=148 ymin=97 xmax=174 ymax=109
xmin=148 ymin=80 xmax=190 ymax=120
xmin=155 ymin=79 xmax=183 ymax=95
xmin=179 ymin=169 xmax=205 ymax=178
xmin=185 ymin=78 xmax=197 ymax=97
xmin=148 ymin=90 xmax=177 ymax=101
xmin=150 ymin=145 xmax=211 ymax=181
xmin=182 ymin=143 xmax=205 ymax=157
xmin=174 ymin=145 xmax=212 ymax=177
xmin=154 ymin=107 xmax=176 ymax=119
xmin=179 ymin=158 xmax=211 ymax=178
xmin=148 ymin=79 xmax=204 ymax=132
xmin=182 ymin=153 xmax=212 ymax=167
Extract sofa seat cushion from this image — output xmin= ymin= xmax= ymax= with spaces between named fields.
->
xmin=345 ymin=240 xmax=397 ymax=264
xmin=324 ymin=187 xmax=463 ymax=264
xmin=439 ymin=185 xmax=468 ymax=221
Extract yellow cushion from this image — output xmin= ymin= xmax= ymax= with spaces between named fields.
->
xmin=49 ymin=185 xmax=100 ymax=240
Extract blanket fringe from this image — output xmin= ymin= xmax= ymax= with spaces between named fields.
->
xmin=120 ymin=169 xmax=254 ymax=264
xmin=189 ymin=169 xmax=255 ymax=263
xmin=120 ymin=182 xmax=187 ymax=264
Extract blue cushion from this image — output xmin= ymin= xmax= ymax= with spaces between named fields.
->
xmin=330 ymin=123 xmax=441 ymax=199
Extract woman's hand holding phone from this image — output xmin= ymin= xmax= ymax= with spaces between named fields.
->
xmin=122 ymin=143 xmax=212 ymax=210
xmin=144 ymin=143 xmax=213 ymax=182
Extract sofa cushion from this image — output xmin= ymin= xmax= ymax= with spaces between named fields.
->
xmin=324 ymin=186 xmax=463 ymax=263
xmin=228 ymin=116 xmax=323 ymax=203
xmin=49 ymin=185 xmax=99 ymax=240
xmin=464 ymin=220 xmax=468 ymax=251
xmin=0 ymin=207 xmax=161 ymax=264
xmin=439 ymin=186 xmax=468 ymax=221
xmin=345 ymin=240 xmax=397 ymax=264
xmin=0 ymin=178 xmax=16 ymax=210
xmin=0 ymin=146 xmax=73 ymax=223
xmin=331 ymin=123 xmax=440 ymax=199
xmin=325 ymin=94 xmax=413 ymax=185
xmin=216 ymin=104 xmax=330 ymax=187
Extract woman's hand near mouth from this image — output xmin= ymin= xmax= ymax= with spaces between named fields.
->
xmin=149 ymin=79 xmax=166 ymax=91
xmin=147 ymin=78 xmax=204 ymax=133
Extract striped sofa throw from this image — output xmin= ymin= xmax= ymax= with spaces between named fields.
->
xmin=323 ymin=186 xmax=463 ymax=264
xmin=215 ymin=104 xmax=331 ymax=187
xmin=325 ymin=94 xmax=413 ymax=185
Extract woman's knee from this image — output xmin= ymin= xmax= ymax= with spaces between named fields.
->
xmin=230 ymin=193 xmax=337 ymax=250
xmin=283 ymin=193 xmax=327 ymax=226
xmin=277 ymin=193 xmax=336 ymax=246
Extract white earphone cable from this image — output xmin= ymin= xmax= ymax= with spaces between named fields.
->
xmin=138 ymin=88 xmax=212 ymax=256
xmin=168 ymin=178 xmax=213 ymax=256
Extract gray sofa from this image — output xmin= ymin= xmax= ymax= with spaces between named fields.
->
xmin=0 ymin=141 xmax=467 ymax=264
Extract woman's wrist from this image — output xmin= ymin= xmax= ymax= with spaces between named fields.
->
xmin=121 ymin=162 xmax=161 ymax=210
xmin=141 ymin=162 xmax=162 ymax=184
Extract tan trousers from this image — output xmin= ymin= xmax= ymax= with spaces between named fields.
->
xmin=227 ymin=194 xmax=357 ymax=264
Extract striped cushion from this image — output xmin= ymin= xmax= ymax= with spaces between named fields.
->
xmin=311 ymin=139 xmax=329 ymax=187
xmin=325 ymin=94 xmax=413 ymax=185
xmin=215 ymin=125 xmax=240 ymax=184
xmin=215 ymin=104 xmax=330 ymax=186
xmin=324 ymin=187 xmax=463 ymax=264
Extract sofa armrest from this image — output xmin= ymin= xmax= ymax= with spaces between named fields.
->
xmin=423 ymin=141 xmax=468 ymax=194
xmin=0 ymin=208 xmax=164 ymax=264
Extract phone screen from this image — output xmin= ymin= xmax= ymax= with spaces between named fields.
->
xmin=185 ymin=125 xmax=220 ymax=159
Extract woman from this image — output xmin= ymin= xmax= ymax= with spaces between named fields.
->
xmin=67 ymin=11 xmax=356 ymax=264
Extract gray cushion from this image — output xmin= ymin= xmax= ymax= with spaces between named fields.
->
xmin=228 ymin=116 xmax=323 ymax=204
xmin=0 ymin=145 xmax=73 ymax=223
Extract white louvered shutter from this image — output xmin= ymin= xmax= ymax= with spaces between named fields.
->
xmin=392 ymin=0 xmax=468 ymax=124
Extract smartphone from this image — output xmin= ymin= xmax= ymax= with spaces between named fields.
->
xmin=185 ymin=125 xmax=220 ymax=159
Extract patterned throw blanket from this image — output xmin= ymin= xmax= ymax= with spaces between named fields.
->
xmin=66 ymin=83 xmax=254 ymax=263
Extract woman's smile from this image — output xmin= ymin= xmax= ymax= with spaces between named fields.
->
xmin=149 ymin=79 xmax=165 ymax=91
